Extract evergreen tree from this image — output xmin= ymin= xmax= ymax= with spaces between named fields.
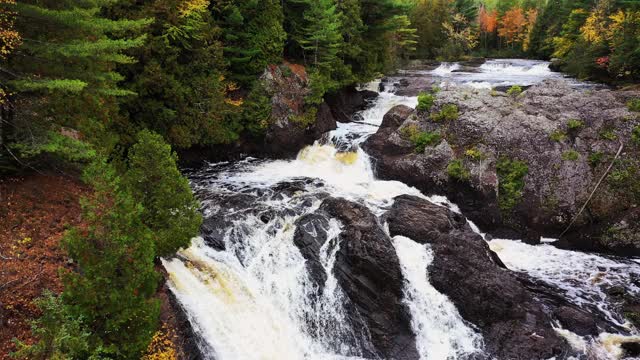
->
xmin=123 ymin=130 xmax=202 ymax=257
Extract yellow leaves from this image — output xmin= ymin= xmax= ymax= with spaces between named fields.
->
xmin=0 ymin=0 xmax=21 ymax=60
xmin=178 ymin=0 xmax=210 ymax=18
xmin=224 ymin=98 xmax=243 ymax=106
xmin=581 ymin=11 xmax=607 ymax=43
xmin=142 ymin=325 xmax=178 ymax=360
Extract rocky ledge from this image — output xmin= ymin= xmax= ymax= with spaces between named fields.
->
xmin=363 ymin=79 xmax=640 ymax=255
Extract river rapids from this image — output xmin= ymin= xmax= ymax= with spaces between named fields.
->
xmin=163 ymin=60 xmax=640 ymax=360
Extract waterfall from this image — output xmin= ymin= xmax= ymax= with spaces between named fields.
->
xmin=164 ymin=63 xmax=639 ymax=359
xmin=393 ymin=236 xmax=483 ymax=359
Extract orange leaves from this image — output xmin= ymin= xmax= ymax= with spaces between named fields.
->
xmin=498 ymin=7 xmax=527 ymax=45
xmin=478 ymin=6 xmax=498 ymax=33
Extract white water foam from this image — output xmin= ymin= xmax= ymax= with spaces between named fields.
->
xmin=394 ymin=236 xmax=483 ymax=360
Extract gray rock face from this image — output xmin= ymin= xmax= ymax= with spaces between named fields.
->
xmin=365 ymin=79 xmax=640 ymax=254
xmin=385 ymin=195 xmax=576 ymax=360
xmin=262 ymin=63 xmax=337 ymax=158
xmin=324 ymin=86 xmax=379 ymax=122
xmin=293 ymin=197 xmax=419 ymax=360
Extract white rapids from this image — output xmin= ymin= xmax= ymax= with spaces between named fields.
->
xmin=164 ymin=60 xmax=640 ymax=360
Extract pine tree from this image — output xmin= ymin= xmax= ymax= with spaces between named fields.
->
xmin=123 ymin=130 xmax=202 ymax=257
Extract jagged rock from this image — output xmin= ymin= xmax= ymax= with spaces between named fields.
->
xmin=385 ymin=195 xmax=575 ymax=360
xmin=325 ymin=86 xmax=378 ymax=123
xmin=262 ymin=63 xmax=338 ymax=158
xmin=293 ymin=197 xmax=419 ymax=360
xmin=364 ymin=79 xmax=640 ymax=254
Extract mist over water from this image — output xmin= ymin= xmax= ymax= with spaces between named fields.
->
xmin=165 ymin=60 xmax=639 ymax=360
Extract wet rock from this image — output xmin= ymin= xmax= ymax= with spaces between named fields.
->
xmin=386 ymin=195 xmax=574 ymax=360
xmin=324 ymin=86 xmax=378 ymax=123
xmin=553 ymin=306 xmax=598 ymax=336
xmin=365 ymin=79 xmax=640 ymax=255
xmin=293 ymin=197 xmax=419 ymax=360
xmin=261 ymin=63 xmax=337 ymax=158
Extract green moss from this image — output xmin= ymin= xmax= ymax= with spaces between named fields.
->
xmin=562 ymin=150 xmax=580 ymax=161
xmin=490 ymin=89 xmax=499 ymax=97
xmin=549 ymin=130 xmax=568 ymax=142
xmin=567 ymin=119 xmax=584 ymax=130
xmin=600 ymin=129 xmax=618 ymax=141
xmin=632 ymin=125 xmax=640 ymax=146
xmin=588 ymin=151 xmax=604 ymax=167
xmin=289 ymin=107 xmax=318 ymax=127
xmin=402 ymin=125 xmax=441 ymax=153
xmin=417 ymin=92 xmax=435 ymax=112
xmin=627 ymin=98 xmax=640 ymax=112
xmin=447 ymin=159 xmax=470 ymax=180
xmin=506 ymin=85 xmax=523 ymax=97
xmin=430 ymin=104 xmax=459 ymax=122
xmin=496 ymin=158 xmax=529 ymax=212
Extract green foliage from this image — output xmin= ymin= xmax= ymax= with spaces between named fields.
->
xmin=562 ymin=149 xmax=580 ymax=161
xmin=588 ymin=151 xmax=604 ymax=167
xmin=10 ymin=131 xmax=96 ymax=164
xmin=496 ymin=157 xmax=529 ymax=211
xmin=430 ymin=104 xmax=459 ymax=122
xmin=632 ymin=125 xmax=640 ymax=146
xmin=12 ymin=292 xmax=94 ymax=359
xmin=465 ymin=147 xmax=486 ymax=160
xmin=412 ymin=131 xmax=441 ymax=153
xmin=549 ymin=130 xmax=567 ymax=142
xmin=507 ymin=85 xmax=523 ymax=97
xmin=124 ymin=130 xmax=202 ymax=257
xmin=567 ymin=119 xmax=584 ymax=130
xmin=447 ymin=159 xmax=470 ymax=180
xmin=600 ymin=129 xmax=618 ymax=141
xmin=416 ymin=92 xmax=435 ymax=111
xmin=61 ymin=159 xmax=160 ymax=358
xmin=628 ymin=99 xmax=640 ymax=112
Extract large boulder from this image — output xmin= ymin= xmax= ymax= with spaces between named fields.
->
xmin=324 ymin=86 xmax=378 ymax=123
xmin=293 ymin=197 xmax=419 ymax=360
xmin=364 ymin=79 xmax=640 ymax=254
xmin=261 ymin=63 xmax=337 ymax=158
xmin=385 ymin=195 xmax=575 ymax=359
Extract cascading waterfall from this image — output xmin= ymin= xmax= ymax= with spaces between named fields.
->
xmin=394 ymin=236 xmax=483 ymax=360
xmin=165 ymin=61 xmax=639 ymax=360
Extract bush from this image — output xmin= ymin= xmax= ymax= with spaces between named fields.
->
xmin=588 ymin=152 xmax=604 ymax=167
xmin=403 ymin=125 xmax=441 ymax=153
xmin=600 ymin=129 xmax=617 ymax=141
xmin=496 ymin=158 xmax=529 ymax=211
xmin=567 ymin=119 xmax=584 ymax=131
xmin=417 ymin=92 xmax=435 ymax=112
xmin=447 ymin=159 xmax=470 ymax=180
xmin=465 ymin=147 xmax=486 ymax=160
xmin=628 ymin=99 xmax=640 ymax=112
xmin=430 ymin=104 xmax=459 ymax=122
xmin=562 ymin=150 xmax=580 ymax=161
xmin=507 ymin=85 xmax=523 ymax=97
xmin=632 ymin=125 xmax=640 ymax=146
xmin=124 ymin=130 xmax=202 ymax=257
xmin=549 ymin=130 xmax=568 ymax=142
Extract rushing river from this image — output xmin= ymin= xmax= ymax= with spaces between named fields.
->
xmin=163 ymin=60 xmax=640 ymax=360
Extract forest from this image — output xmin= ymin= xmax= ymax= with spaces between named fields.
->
xmin=0 ymin=0 xmax=639 ymax=359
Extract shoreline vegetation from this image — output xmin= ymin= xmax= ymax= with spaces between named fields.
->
xmin=0 ymin=0 xmax=638 ymax=358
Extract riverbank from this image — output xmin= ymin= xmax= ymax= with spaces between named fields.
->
xmin=0 ymin=173 xmax=197 ymax=359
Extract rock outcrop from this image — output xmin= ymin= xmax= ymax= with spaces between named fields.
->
xmin=385 ymin=195 xmax=576 ymax=359
xmin=364 ymin=79 xmax=640 ymax=254
xmin=325 ymin=86 xmax=378 ymax=122
xmin=293 ymin=197 xmax=419 ymax=360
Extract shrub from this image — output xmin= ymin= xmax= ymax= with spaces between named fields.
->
xmin=588 ymin=152 xmax=604 ymax=167
xmin=600 ymin=129 xmax=617 ymax=141
xmin=413 ymin=132 xmax=441 ymax=153
xmin=549 ymin=130 xmax=568 ymax=142
xmin=447 ymin=159 xmax=470 ymax=180
xmin=465 ymin=147 xmax=486 ymax=160
xmin=496 ymin=158 xmax=529 ymax=211
xmin=567 ymin=119 xmax=584 ymax=131
xmin=562 ymin=150 xmax=580 ymax=161
xmin=506 ymin=85 xmax=523 ymax=97
xmin=124 ymin=130 xmax=202 ymax=257
xmin=627 ymin=98 xmax=640 ymax=112
xmin=632 ymin=125 xmax=640 ymax=146
xmin=430 ymin=104 xmax=459 ymax=122
xmin=417 ymin=92 xmax=435 ymax=112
